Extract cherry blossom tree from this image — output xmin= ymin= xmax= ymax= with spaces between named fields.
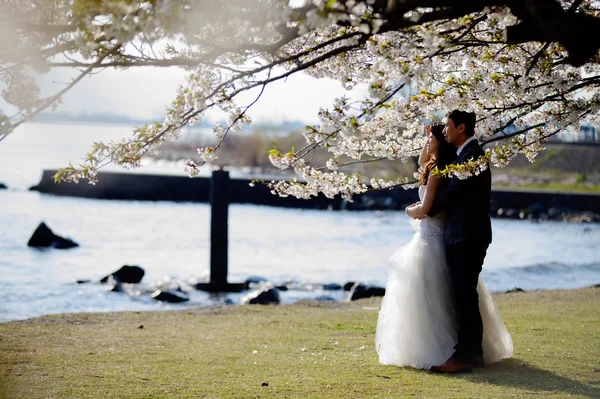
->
xmin=1 ymin=0 xmax=600 ymax=200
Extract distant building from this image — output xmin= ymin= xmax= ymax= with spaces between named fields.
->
xmin=552 ymin=123 xmax=598 ymax=143
xmin=491 ymin=122 xmax=598 ymax=144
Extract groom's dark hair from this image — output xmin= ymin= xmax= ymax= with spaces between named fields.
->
xmin=446 ymin=110 xmax=476 ymax=137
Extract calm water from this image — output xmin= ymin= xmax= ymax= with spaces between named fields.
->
xmin=1 ymin=123 xmax=599 ymax=322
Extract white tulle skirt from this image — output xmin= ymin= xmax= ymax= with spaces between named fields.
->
xmin=375 ymin=232 xmax=513 ymax=369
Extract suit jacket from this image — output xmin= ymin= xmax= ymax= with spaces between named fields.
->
xmin=429 ymin=139 xmax=492 ymax=246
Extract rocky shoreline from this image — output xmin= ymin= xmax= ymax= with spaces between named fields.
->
xmin=75 ymin=264 xmax=387 ymax=306
xmin=493 ymin=204 xmax=600 ymax=223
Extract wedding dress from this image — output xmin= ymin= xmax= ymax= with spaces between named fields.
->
xmin=375 ymin=185 xmax=513 ymax=369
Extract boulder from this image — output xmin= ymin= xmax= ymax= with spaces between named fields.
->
xmin=151 ymin=290 xmax=189 ymax=303
xmin=348 ymin=283 xmax=386 ymax=301
xmin=105 ymin=275 xmax=124 ymax=293
xmin=343 ymin=281 xmax=357 ymax=291
xmin=241 ymin=287 xmax=281 ymax=305
xmin=0 ymin=183 xmax=7 ymax=190
xmin=100 ymin=265 xmax=145 ymax=284
xmin=322 ymin=283 xmax=342 ymax=291
xmin=27 ymin=221 xmax=79 ymax=249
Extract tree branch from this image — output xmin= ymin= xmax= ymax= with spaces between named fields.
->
xmin=0 ymin=45 xmax=122 ymax=143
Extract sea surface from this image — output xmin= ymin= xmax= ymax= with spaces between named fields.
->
xmin=1 ymin=122 xmax=599 ymax=322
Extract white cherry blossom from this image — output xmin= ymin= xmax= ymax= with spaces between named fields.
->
xmin=2 ymin=1 xmax=599 ymax=198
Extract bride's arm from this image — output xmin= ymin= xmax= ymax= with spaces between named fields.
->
xmin=406 ymin=175 xmax=441 ymax=219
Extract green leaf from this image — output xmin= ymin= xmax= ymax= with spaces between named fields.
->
xmin=324 ymin=0 xmax=337 ymax=12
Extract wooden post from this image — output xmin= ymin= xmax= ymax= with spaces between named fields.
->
xmin=195 ymin=169 xmax=247 ymax=292
xmin=210 ymin=169 xmax=229 ymax=286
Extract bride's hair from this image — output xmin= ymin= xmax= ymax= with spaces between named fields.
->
xmin=419 ymin=123 xmax=457 ymax=185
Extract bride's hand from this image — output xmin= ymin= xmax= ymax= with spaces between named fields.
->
xmin=406 ymin=203 xmax=424 ymax=219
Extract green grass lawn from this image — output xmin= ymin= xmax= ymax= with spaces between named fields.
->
xmin=1 ymin=288 xmax=599 ymax=398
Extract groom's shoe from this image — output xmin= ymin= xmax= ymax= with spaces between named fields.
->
xmin=472 ymin=355 xmax=485 ymax=368
xmin=430 ymin=358 xmax=473 ymax=374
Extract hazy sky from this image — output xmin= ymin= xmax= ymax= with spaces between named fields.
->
xmin=36 ymin=66 xmax=365 ymax=123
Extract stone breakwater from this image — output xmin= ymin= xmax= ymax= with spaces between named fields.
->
xmin=28 ymin=170 xmax=600 ymax=221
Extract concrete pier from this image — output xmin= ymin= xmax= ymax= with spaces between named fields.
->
xmin=29 ymin=169 xmax=600 ymax=214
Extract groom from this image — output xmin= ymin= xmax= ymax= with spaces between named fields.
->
xmin=429 ymin=110 xmax=492 ymax=373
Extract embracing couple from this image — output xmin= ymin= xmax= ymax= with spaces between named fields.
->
xmin=375 ymin=110 xmax=513 ymax=373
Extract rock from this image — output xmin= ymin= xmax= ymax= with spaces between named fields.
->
xmin=322 ymin=283 xmax=342 ymax=291
xmin=0 ymin=183 xmax=7 ymax=190
xmin=343 ymin=281 xmax=357 ymax=291
xmin=27 ymin=221 xmax=79 ymax=249
xmin=75 ymin=279 xmax=91 ymax=284
xmin=241 ymin=287 xmax=281 ymax=305
xmin=348 ymin=283 xmax=386 ymax=301
xmin=505 ymin=287 xmax=525 ymax=294
xmin=151 ymin=290 xmax=189 ymax=303
xmin=351 ymin=287 xmax=386 ymax=301
xmin=100 ymin=265 xmax=145 ymax=284
xmin=563 ymin=212 xmax=600 ymax=223
xmin=105 ymin=275 xmax=124 ymax=293
xmin=275 ymin=285 xmax=289 ymax=291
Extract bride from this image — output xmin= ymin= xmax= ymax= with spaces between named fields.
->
xmin=375 ymin=124 xmax=513 ymax=370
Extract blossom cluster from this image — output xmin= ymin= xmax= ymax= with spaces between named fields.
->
xmin=3 ymin=1 xmax=600 ymax=200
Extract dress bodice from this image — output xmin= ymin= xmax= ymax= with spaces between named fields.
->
xmin=409 ymin=185 xmax=445 ymax=236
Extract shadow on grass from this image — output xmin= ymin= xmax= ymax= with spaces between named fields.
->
xmin=461 ymin=358 xmax=599 ymax=398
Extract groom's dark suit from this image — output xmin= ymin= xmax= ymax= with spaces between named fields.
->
xmin=429 ymin=138 xmax=492 ymax=364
